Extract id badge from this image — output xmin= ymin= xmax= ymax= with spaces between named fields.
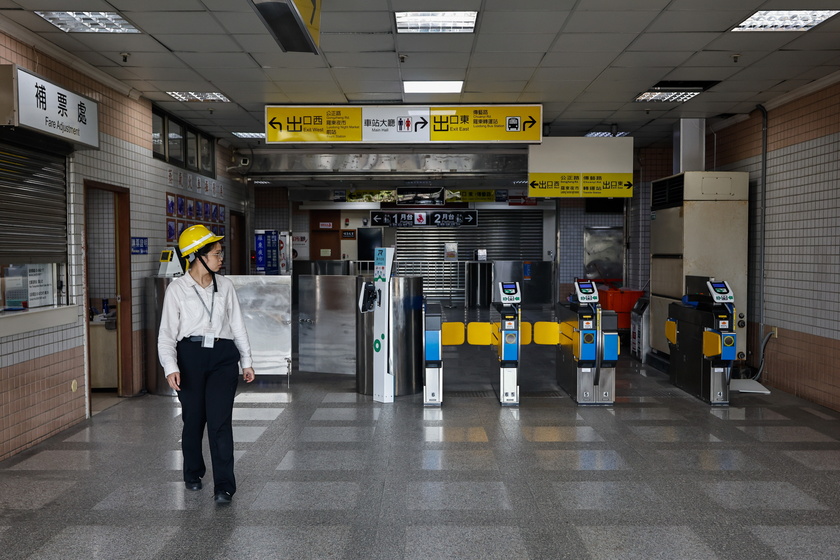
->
xmin=202 ymin=329 xmax=216 ymax=348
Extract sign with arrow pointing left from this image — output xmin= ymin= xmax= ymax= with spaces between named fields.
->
xmin=265 ymin=105 xmax=542 ymax=144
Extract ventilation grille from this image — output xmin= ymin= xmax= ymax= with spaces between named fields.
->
xmin=651 ymin=174 xmax=685 ymax=210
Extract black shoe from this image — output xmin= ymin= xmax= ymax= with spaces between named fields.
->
xmin=214 ymin=491 xmax=232 ymax=504
xmin=185 ymin=480 xmax=202 ymax=491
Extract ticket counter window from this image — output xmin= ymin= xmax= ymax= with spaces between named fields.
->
xmin=1 ymin=263 xmax=65 ymax=312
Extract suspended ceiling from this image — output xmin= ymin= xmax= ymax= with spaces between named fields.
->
xmin=0 ymin=0 xmax=838 ymax=156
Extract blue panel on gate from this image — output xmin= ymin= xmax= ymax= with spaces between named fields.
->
xmin=579 ymin=331 xmax=597 ymax=361
xmin=425 ymin=331 xmax=441 ymax=362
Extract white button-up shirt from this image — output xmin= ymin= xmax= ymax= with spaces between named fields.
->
xmin=157 ymin=272 xmax=253 ymax=375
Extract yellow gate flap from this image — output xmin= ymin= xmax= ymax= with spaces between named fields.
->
xmin=665 ymin=319 xmax=678 ymax=345
xmin=520 ymin=322 xmax=532 ymax=345
xmin=703 ymin=330 xmax=722 ymax=357
xmin=442 ymin=322 xmax=465 ymax=346
xmin=534 ymin=321 xmax=560 ymax=345
xmin=467 ymin=322 xmax=492 ymax=345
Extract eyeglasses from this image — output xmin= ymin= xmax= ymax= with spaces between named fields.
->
xmin=208 ymin=250 xmax=224 ymax=259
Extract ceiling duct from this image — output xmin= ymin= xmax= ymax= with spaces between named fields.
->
xmin=248 ymin=0 xmax=319 ymax=54
xmin=673 ymin=118 xmax=706 ymax=174
xmin=239 ymin=148 xmax=530 ymax=188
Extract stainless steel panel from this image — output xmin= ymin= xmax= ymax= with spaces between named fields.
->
xmin=356 ymin=276 xmax=424 ymax=396
xmin=144 ymin=276 xmax=176 ymax=396
xmin=584 ymin=226 xmax=623 ymax=280
xmin=227 ymin=275 xmax=292 ymax=376
xmin=390 ymin=276 xmax=424 ymax=396
xmin=298 ymin=275 xmax=358 ymax=374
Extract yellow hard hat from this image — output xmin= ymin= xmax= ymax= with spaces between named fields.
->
xmin=178 ymin=224 xmax=223 ymax=257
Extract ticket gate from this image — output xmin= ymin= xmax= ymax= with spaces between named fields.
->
xmin=421 ymin=282 xmax=523 ymax=406
xmin=423 ymin=302 xmax=444 ymax=406
xmin=493 ymin=282 xmax=522 ymax=405
xmin=551 ymin=280 xmax=619 ymax=404
xmin=666 ymin=277 xmax=737 ymax=405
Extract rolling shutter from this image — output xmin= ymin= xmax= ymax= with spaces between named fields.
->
xmin=0 ymin=142 xmax=68 ymax=263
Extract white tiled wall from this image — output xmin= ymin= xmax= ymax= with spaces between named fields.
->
xmin=722 ymin=132 xmax=840 ymax=340
xmin=71 ymin=135 xmax=248 ymax=333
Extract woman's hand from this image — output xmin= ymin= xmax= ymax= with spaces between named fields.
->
xmin=166 ymin=372 xmax=181 ymax=391
xmin=242 ymin=367 xmax=255 ymax=383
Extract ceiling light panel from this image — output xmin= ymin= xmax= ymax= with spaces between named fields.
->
xmin=232 ymin=132 xmax=265 ymax=139
xmin=403 ymin=81 xmax=463 ymax=93
xmin=585 ymin=131 xmax=629 ymax=137
xmin=395 ymin=12 xmax=477 ymax=33
xmin=167 ymin=92 xmax=231 ymax=102
xmin=35 ymin=11 xmax=140 ymax=33
xmin=634 ymin=91 xmax=700 ymax=103
xmin=733 ymin=10 xmax=839 ymax=32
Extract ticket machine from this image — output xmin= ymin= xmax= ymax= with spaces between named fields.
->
xmin=555 ymin=280 xmax=619 ymax=404
xmin=158 ymin=247 xmax=185 ymax=277
xmin=666 ymin=276 xmax=736 ymax=405
xmin=494 ymin=281 xmax=521 ymax=405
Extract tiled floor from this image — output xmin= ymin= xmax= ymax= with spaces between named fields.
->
xmin=3 ymin=356 xmax=840 ymax=559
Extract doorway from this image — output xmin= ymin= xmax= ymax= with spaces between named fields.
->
xmin=229 ymin=210 xmax=246 ymax=274
xmin=310 ymin=210 xmax=340 ymax=260
xmin=84 ymin=180 xmax=135 ymax=398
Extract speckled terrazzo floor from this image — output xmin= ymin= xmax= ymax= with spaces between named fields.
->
xmin=3 ymin=353 xmax=840 ymax=560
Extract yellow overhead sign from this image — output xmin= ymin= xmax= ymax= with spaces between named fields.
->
xmin=429 ymin=106 xmax=542 ymax=142
xmin=265 ymin=105 xmax=542 ymax=143
xmin=292 ymin=0 xmax=321 ymax=47
xmin=528 ymin=173 xmax=634 ymax=198
xmin=266 ymin=106 xmax=362 ymax=143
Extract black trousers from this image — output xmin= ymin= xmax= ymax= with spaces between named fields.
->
xmin=176 ymin=338 xmax=241 ymax=494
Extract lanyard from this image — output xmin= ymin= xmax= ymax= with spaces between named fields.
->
xmin=192 ymin=285 xmax=215 ymax=327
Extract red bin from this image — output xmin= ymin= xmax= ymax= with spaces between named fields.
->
xmin=597 ymin=288 xmax=645 ymax=329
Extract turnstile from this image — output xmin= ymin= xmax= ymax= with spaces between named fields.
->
xmin=666 ymin=277 xmax=736 ymax=405
xmin=555 ymin=280 xmax=619 ymax=404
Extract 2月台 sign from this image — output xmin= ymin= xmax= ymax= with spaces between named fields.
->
xmin=265 ymin=105 xmax=542 ymax=144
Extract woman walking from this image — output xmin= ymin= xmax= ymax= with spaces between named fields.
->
xmin=158 ymin=224 xmax=255 ymax=504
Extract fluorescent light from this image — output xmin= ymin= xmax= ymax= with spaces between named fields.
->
xmin=635 ymin=90 xmax=700 ymax=103
xmin=232 ymin=132 xmax=265 ymax=139
xmin=585 ymin=131 xmax=629 ymax=137
xmin=733 ymin=10 xmax=839 ymax=31
xmin=35 ymin=11 xmax=140 ymax=33
xmin=403 ymin=81 xmax=463 ymax=94
xmin=395 ymin=11 xmax=477 ymax=33
xmin=166 ymin=92 xmax=231 ymax=102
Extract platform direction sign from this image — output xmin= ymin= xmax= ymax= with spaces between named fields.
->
xmin=370 ymin=211 xmax=391 ymax=226
xmin=266 ymin=105 xmax=542 ymax=143
xmin=371 ymin=210 xmax=478 ymax=227
xmin=430 ymin=210 xmax=478 ymax=227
